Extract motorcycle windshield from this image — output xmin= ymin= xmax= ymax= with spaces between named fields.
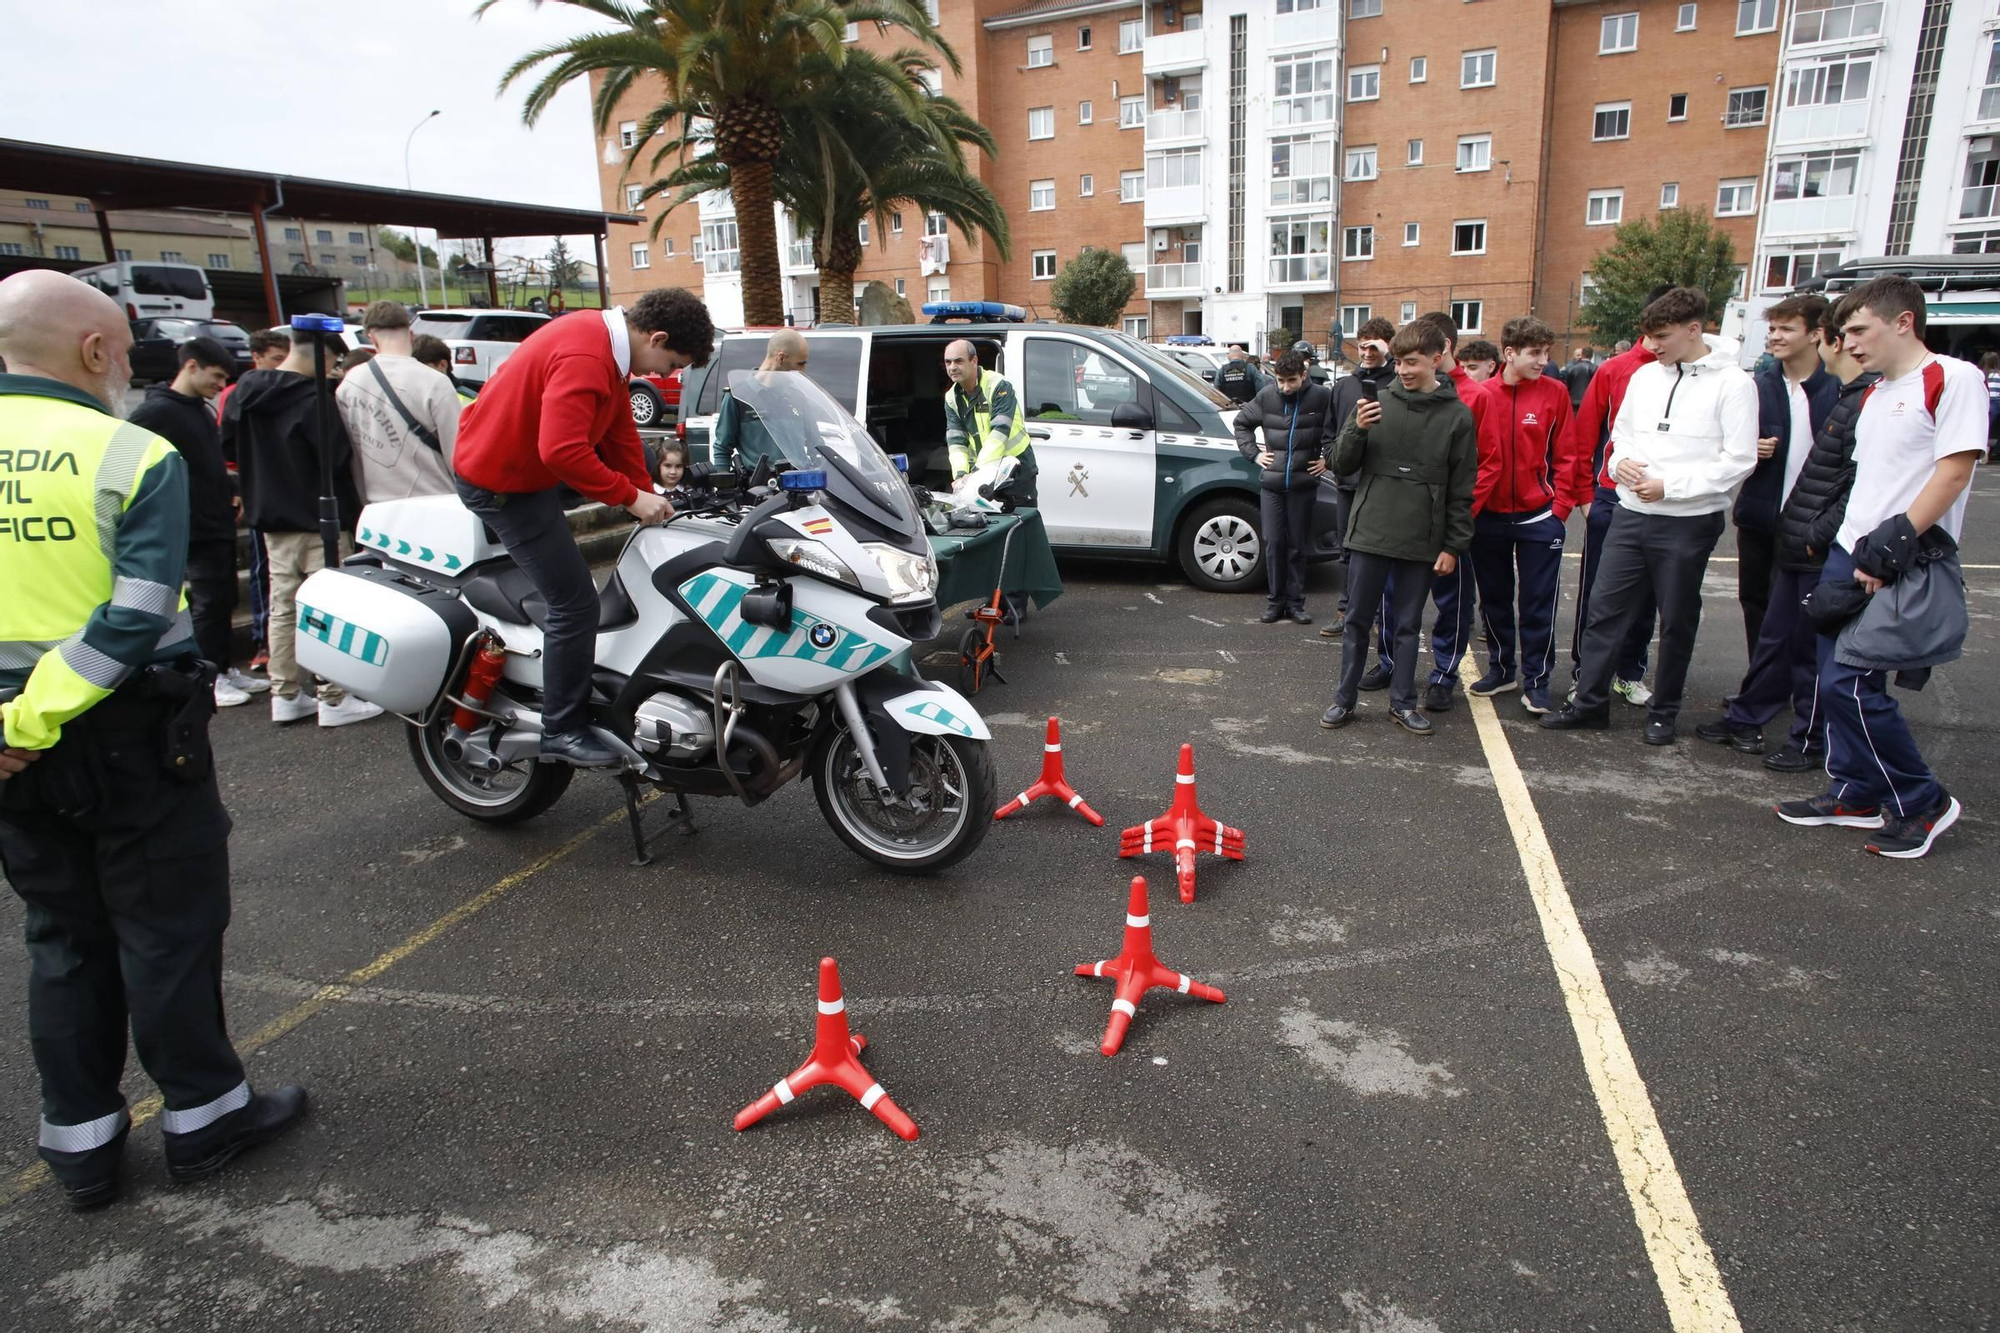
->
xmin=729 ymin=370 xmax=922 ymax=539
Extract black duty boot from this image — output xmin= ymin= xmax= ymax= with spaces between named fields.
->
xmin=165 ymin=1085 xmax=309 ymax=1184
xmin=541 ymin=730 xmax=620 ymax=767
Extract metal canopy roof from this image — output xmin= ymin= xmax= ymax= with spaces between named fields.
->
xmin=0 ymin=138 xmax=637 ymax=238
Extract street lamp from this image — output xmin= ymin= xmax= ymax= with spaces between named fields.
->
xmin=405 ymin=109 xmax=441 ymax=307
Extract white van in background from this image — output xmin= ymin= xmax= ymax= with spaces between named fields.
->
xmin=71 ymin=261 xmax=215 ymax=320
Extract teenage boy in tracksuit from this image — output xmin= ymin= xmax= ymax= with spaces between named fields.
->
xmin=1543 ymin=287 xmax=1758 ymax=745
xmin=1699 ymin=297 xmax=1877 ymax=772
xmin=1466 ymin=316 xmax=1588 ymax=715
xmin=1235 ymin=351 xmax=1336 ymax=623
xmin=1319 ymin=321 xmax=1478 ymax=736
xmin=1774 ymin=276 xmax=1982 ymax=859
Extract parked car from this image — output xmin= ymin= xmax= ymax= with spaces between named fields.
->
xmin=75 ymin=260 xmax=215 ymax=319
xmin=1161 ymin=339 xmax=1231 ymax=384
xmin=128 ymin=317 xmax=252 ymax=384
xmin=628 ymin=368 xmax=682 ymax=427
xmin=674 ymin=303 xmax=1342 ymax=594
xmin=408 ymin=309 xmax=550 ymax=387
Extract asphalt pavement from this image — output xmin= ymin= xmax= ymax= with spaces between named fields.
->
xmin=2 ymin=474 xmax=1996 ymax=1332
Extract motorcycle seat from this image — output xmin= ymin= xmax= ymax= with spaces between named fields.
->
xmin=460 ymin=565 xmax=638 ymax=631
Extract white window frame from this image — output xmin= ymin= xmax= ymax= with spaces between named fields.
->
xmin=1340 ymin=304 xmax=1373 ymax=337
xmin=1028 ymin=106 xmax=1055 ymax=140
xmin=1032 ymin=249 xmax=1058 ymax=280
xmin=1716 ymin=177 xmax=1757 ymax=216
xmin=619 ymin=120 xmax=638 ymax=149
xmin=1030 ymin=178 xmax=1057 ymax=211
xmin=1147 ymin=146 xmax=1203 ymax=191
xmin=1350 ymin=0 xmax=1382 ymax=16
xmin=896 ymin=278 xmax=906 ymax=296
xmin=1452 ymin=218 xmax=1487 ymax=254
xmin=630 ymin=242 xmax=650 ymax=270
xmin=207 ymin=253 xmax=230 ymax=269
xmin=925 ymin=210 xmax=949 ymax=237
xmin=1119 ymin=18 xmax=1142 ymax=52
xmin=1027 ymin=34 xmax=1054 ymax=68
xmin=1268 ymin=218 xmax=1331 ymax=284
xmin=1982 ymin=39 xmax=2000 ymax=122
xmin=892 ymin=213 xmax=904 ymax=234
xmin=625 ymin=184 xmax=646 ymax=211
xmin=1593 ymin=102 xmax=1632 ymax=141
xmin=1122 ymin=315 xmax=1149 ymax=339
xmin=1079 ymin=100 xmax=1094 ymax=124
xmin=1586 ymin=189 xmax=1624 ymax=225
xmin=662 ymin=238 xmax=674 ymax=257
xmin=1400 ymin=301 xmax=1418 ymax=324
xmin=159 ymin=250 xmax=184 ymax=264
xmin=1080 ymin=174 xmax=1095 ymax=197
xmin=1461 ymin=48 xmax=1496 ymax=89
xmin=1790 ymin=0 xmax=1885 ymax=46
xmin=1120 ymin=95 xmax=1145 ymax=129
xmin=1407 ymin=138 xmax=1424 ymax=165
xmin=1347 ymin=64 xmax=1381 ymax=102
xmin=1450 ymin=299 xmax=1483 ymax=334
xmin=1078 ymin=24 xmax=1093 ymax=49
xmin=1122 ymin=241 xmax=1147 ymax=272
xmin=1120 ymin=169 xmax=1146 ymax=203
xmin=929 ymin=278 xmax=951 ymax=304
xmin=1773 ymin=148 xmax=1861 ymax=203
xmin=1273 ymin=51 xmax=1339 ymax=126
xmin=1345 ymin=145 xmax=1378 ymax=180
xmin=1270 ymin=134 xmax=1335 ymax=206
xmin=1456 ymin=134 xmax=1492 ymax=173
xmin=1660 ymin=181 xmax=1680 ymax=208
xmin=1736 ymin=0 xmax=1778 ymax=34
xmin=1342 ymin=225 xmax=1375 ymax=261
xmin=1409 ymin=55 xmax=1428 ymax=83
xmin=1763 ymin=247 xmax=1843 ymax=291
xmin=858 ymin=217 xmax=871 ymax=245
xmin=1403 ymin=221 xmax=1421 ymax=246
xmin=1668 ymin=92 xmax=1689 ymax=121
xmin=1600 ymin=12 xmax=1638 ymax=53
xmin=1677 ymin=2 xmax=1698 ymax=29
xmin=53 ymin=245 xmax=82 ymax=262
xmin=1786 ymin=57 xmax=1871 ymax=113
xmin=1724 ymin=86 xmax=1768 ymax=128
xmin=701 ymin=220 xmax=740 ymax=273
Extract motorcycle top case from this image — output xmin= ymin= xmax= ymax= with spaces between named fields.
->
xmin=294 ymin=564 xmax=478 ymax=715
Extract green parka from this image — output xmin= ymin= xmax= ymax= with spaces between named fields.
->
xmin=1329 ymin=377 xmax=1478 ymax=563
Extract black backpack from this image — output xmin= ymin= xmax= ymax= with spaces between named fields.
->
xmin=1216 ymin=362 xmax=1254 ymax=401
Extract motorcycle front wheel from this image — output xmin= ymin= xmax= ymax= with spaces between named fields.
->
xmin=407 ymin=716 xmax=573 ymax=824
xmin=812 ymin=727 xmax=995 ymax=873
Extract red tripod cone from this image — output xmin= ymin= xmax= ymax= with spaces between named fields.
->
xmin=993 ymin=716 xmax=1104 ymax=825
xmin=1073 ymin=876 xmax=1224 ymax=1056
xmin=733 ymin=957 xmax=919 ymax=1140
xmin=1118 ymin=744 xmax=1245 ymax=903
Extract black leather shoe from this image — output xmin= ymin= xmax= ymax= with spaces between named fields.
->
xmin=1695 ymin=718 xmax=1763 ymax=753
xmin=49 ymin=1123 xmax=128 ymax=1212
xmin=1391 ymin=707 xmax=1434 ymax=736
xmin=1358 ymin=664 xmax=1393 ymax=692
xmin=166 ymin=1085 xmax=309 ymax=1184
xmin=1423 ymin=682 xmax=1454 ymax=712
xmin=1258 ymin=606 xmax=1284 ymax=624
xmin=1540 ymin=704 xmax=1610 ymax=731
xmin=1763 ymin=744 xmax=1820 ymax=773
xmin=1319 ymin=615 xmax=1347 ymax=638
xmin=541 ymin=730 xmax=620 ymax=767
xmin=1319 ymin=703 xmax=1356 ymax=729
xmin=1644 ymin=718 xmax=1677 ymax=746
xmin=1288 ymin=609 xmax=1313 ymax=625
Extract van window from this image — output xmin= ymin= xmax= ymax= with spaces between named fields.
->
xmin=131 ymin=266 xmax=208 ymax=300
xmin=1023 ymin=339 xmax=1144 ymax=427
xmin=468 ymin=315 xmax=547 ymax=343
xmin=694 ymin=339 xmax=768 ymax=416
xmin=799 ymin=335 xmax=863 ymax=411
xmin=411 ymin=313 xmax=474 ymax=338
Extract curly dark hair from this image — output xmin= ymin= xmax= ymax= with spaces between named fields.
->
xmin=1272 ymin=351 xmax=1308 ymax=377
xmin=628 ymin=288 xmax=715 ymax=367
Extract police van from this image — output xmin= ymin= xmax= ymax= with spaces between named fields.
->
xmin=675 ymin=303 xmax=1343 ymax=594
xmin=71 ymin=260 xmax=215 ymax=320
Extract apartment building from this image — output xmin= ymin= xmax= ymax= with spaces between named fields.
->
xmin=0 ymin=193 xmax=260 ymax=270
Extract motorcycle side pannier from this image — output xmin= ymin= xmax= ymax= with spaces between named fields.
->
xmin=294 ymin=564 xmax=478 ymax=715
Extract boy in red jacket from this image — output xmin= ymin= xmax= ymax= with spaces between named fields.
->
xmin=1466 ymin=316 xmax=1585 ymax=713
xmin=453 ymin=290 xmax=713 ymax=767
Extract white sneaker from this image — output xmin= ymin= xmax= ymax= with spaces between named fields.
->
xmin=215 ymin=678 xmax=251 ymax=708
xmin=318 ymin=696 xmax=384 ymax=728
xmin=225 ymin=667 xmax=270 ymax=695
xmin=1612 ymin=677 xmax=1654 ymax=707
xmin=271 ymin=692 xmax=317 ymax=724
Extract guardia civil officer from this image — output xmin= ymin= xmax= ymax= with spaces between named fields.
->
xmin=943 ymin=338 xmax=1037 ymax=505
xmin=0 ymin=270 xmax=306 ymax=1210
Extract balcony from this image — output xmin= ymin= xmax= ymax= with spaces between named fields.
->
xmin=1269 ymin=6 xmax=1338 ymax=50
xmin=1764 ymin=195 xmax=1860 ymax=235
xmin=698 ymin=188 xmax=734 ymax=219
xmin=1267 ymin=254 xmax=1331 ymax=286
xmin=1146 ymin=261 xmax=1205 ymax=295
xmin=1144 ymin=183 xmax=1205 ymax=224
xmin=1143 ymin=27 xmax=1207 ymax=74
xmin=786 ymin=240 xmax=817 ymax=271
xmin=1146 ymin=107 xmax=1206 ymax=141
xmin=1778 ymin=100 xmax=1871 ymax=144
xmin=1961 ymin=184 xmax=2000 ymax=223
xmin=703 ymin=251 xmax=742 ymax=277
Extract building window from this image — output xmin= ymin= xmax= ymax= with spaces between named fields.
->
xmin=1452 ymin=219 xmax=1487 ymax=254
xmin=631 ymin=242 xmax=650 ymax=269
xmin=349 ymin=231 xmax=364 ymax=244
xmin=1661 ymin=181 xmax=1680 ymax=208
xmin=284 ymin=227 xmax=301 ymax=241
xmin=53 ymin=245 xmax=81 ymax=261
xmin=1406 ymin=139 xmax=1425 ymax=166
xmin=1028 ymin=34 xmax=1054 ymax=67
xmin=1787 ymin=57 xmax=1872 ymax=113
xmin=1345 ymin=145 xmax=1378 ymax=180
xmin=926 ymin=210 xmax=949 ymax=236
xmin=1340 ymin=305 xmax=1373 ymax=336
xmin=1450 ymin=299 xmax=1483 ymax=334
xmin=1409 ymin=55 xmax=1427 ymax=83
xmin=1120 ymin=169 xmax=1146 ymax=203
xmin=75 ymin=201 xmax=91 ymax=211
xmin=1724 ymin=87 xmax=1767 ymax=128
xmin=1400 ymin=301 xmax=1418 ymax=323
xmin=1270 ymin=134 xmax=1334 ymax=205
xmin=896 ymin=278 xmax=907 ymax=296
xmin=1147 ymin=146 xmax=1203 ymax=190
xmin=626 ymin=184 xmax=646 ymax=210
xmin=316 ymin=229 xmax=333 ymax=244
xmin=1347 ymin=65 xmax=1381 ymax=101
xmin=1028 ymin=107 xmax=1054 ymax=140
xmin=845 ymin=21 xmax=860 ymax=42
xmin=1342 ymin=225 xmax=1375 ymax=260
xmin=1791 ymin=0 xmax=1884 ymax=45
xmin=1774 ymin=149 xmax=1860 ymax=202
xmin=1080 ymin=174 xmax=1095 ymax=196
xmin=0 ymin=243 xmax=20 ymax=256
xmin=1269 ymin=219 xmax=1331 ymax=283
xmin=24 ymin=198 xmax=49 ymax=209
xmin=662 ymin=238 xmax=674 ymax=257
xmin=289 ymin=253 xmax=306 ymax=266
xmin=1586 ymin=189 xmax=1624 ymax=225
xmin=1079 ymin=100 xmax=1093 ymax=124
xmin=1031 ymin=179 xmax=1056 ymax=210
xmin=1078 ymin=25 xmax=1092 ymax=49
xmin=692 ymin=235 xmax=703 ymax=258
xmin=1123 ymin=315 xmax=1149 ymax=339
xmin=1403 ymin=221 xmax=1421 ymax=245
xmin=1350 ymin=0 xmax=1382 ymax=16
xmin=1461 ymin=49 xmax=1496 ymax=89
xmin=1983 ymin=42 xmax=2000 ymax=121
xmin=702 ymin=220 xmax=740 ymax=273
xmin=114 ymin=249 xmax=131 ymax=262
xmin=1456 ymin=135 xmax=1492 ymax=173
xmin=158 ymin=250 xmax=183 ymax=263
xmin=1593 ymin=103 xmax=1631 ymax=140
xmin=1669 ymin=93 xmax=1689 ymax=121
xmin=1119 ymin=18 xmax=1142 ymax=52
xmin=1677 ymin=2 xmax=1697 ymax=28
xmin=1033 ymin=250 xmax=1058 ymax=279
xmin=1273 ymin=52 xmax=1339 ymax=126
xmin=208 ymin=253 xmax=231 ymax=269
xmin=1764 ymin=248 xmax=1842 ymax=290
xmin=1736 ymin=0 xmax=1778 ymax=34
xmin=1120 ymin=96 xmax=1145 ymax=128
xmin=858 ymin=217 xmax=871 ymax=245
xmin=1951 ymin=229 xmax=2000 ymax=254
xmin=891 ymin=213 xmax=904 ymax=234
xmin=1716 ymin=177 xmax=1757 ymax=216
xmin=929 ymin=279 xmax=952 ymax=304
xmin=1122 ymin=241 xmax=1147 ymax=271
xmin=1600 ymin=12 xmax=1638 ymax=53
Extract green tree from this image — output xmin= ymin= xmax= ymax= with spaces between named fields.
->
xmin=1049 ymin=247 xmax=1135 ymax=327
xmin=546 ymin=237 xmax=583 ymax=293
xmin=483 ymin=0 xmax=955 ymax=328
xmin=378 ymin=229 xmax=437 ymax=268
xmin=1578 ymin=208 xmax=1740 ymax=345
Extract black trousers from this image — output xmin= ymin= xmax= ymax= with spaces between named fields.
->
xmin=1736 ymin=525 xmax=1777 ymax=656
xmin=1335 ymin=551 xmax=1432 ymax=711
xmin=1723 ymin=565 xmax=1824 ymax=753
xmin=1260 ymin=486 xmax=1316 ymax=611
xmin=185 ymin=538 xmax=238 ymax=673
xmin=1572 ymin=486 xmax=1653 ymax=684
xmin=1573 ymin=507 xmax=1726 ymax=720
xmin=455 ymin=480 xmax=599 ymax=737
xmin=0 ymin=686 xmax=246 ymax=1186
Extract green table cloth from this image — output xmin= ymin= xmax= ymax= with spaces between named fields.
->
xmin=929 ymin=508 xmax=1063 ymax=611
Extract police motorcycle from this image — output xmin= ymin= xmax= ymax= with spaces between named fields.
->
xmin=293 ymin=372 xmax=997 ymax=872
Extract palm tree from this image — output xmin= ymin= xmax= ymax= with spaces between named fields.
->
xmin=482 ymin=0 xmax=955 ymax=327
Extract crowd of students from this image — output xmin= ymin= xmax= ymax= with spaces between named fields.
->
xmin=1232 ymin=278 xmax=1982 ymax=860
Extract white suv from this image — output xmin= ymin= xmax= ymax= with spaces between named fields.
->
xmin=409 ymin=309 xmax=550 ymax=387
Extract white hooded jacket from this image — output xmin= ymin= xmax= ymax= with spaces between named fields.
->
xmin=1606 ymin=334 xmax=1758 ymax=517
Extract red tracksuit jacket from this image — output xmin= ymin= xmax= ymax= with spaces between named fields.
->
xmin=1564 ymin=343 xmax=1659 ymax=491
xmin=453 ymin=313 xmax=649 ymax=507
xmin=1472 ymin=372 xmax=1585 ymax=520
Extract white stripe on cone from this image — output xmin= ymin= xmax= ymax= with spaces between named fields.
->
xmin=1045 ymin=743 xmax=1062 ymax=752
xmin=860 ymin=1084 xmax=885 ymax=1110
xmin=1067 ymin=793 xmax=1085 ymax=808
xmin=1176 ymin=839 xmax=1196 ymax=851
xmin=817 ymin=998 xmax=845 ymax=1015
xmin=1176 ymin=772 xmax=1195 ymax=784
xmin=773 ymin=1078 xmax=795 ymax=1105
xmin=1126 ymin=913 xmax=1150 ymax=928
xmin=1176 ymin=974 xmax=1192 ymax=993
xmin=1111 ymin=998 xmax=1137 ymax=1016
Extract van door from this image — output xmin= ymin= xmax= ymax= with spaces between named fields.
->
xmin=1018 ymin=334 xmax=1156 ymax=548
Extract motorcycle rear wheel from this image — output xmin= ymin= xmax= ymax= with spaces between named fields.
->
xmin=813 ymin=727 xmax=995 ymax=873
xmin=407 ymin=717 xmax=573 ymax=824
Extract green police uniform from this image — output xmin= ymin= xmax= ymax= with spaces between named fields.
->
xmin=944 ymin=368 xmax=1036 ymax=503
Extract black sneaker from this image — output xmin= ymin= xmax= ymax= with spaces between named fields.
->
xmin=1319 ymin=703 xmax=1356 ymax=729
xmin=1643 ymin=718 xmax=1677 ymax=746
xmin=1391 ymin=707 xmax=1434 ymax=736
xmin=1423 ymin=682 xmax=1454 ymax=712
xmin=1358 ymin=664 xmax=1393 ymax=692
xmin=1258 ymin=606 xmax=1284 ymax=624
xmin=1539 ymin=704 xmax=1609 ymax=731
xmin=1763 ymin=745 xmax=1820 ymax=773
xmin=1288 ymin=608 xmax=1313 ymax=625
xmin=165 ymin=1085 xmax=309 ymax=1183
xmin=1774 ymin=793 xmax=1884 ymax=829
xmin=1865 ymin=793 xmax=1962 ymax=859
xmin=1469 ymin=669 xmax=1518 ymax=697
xmin=1695 ymin=718 xmax=1764 ymax=754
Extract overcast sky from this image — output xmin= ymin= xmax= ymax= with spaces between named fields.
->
xmin=10 ymin=1 xmax=617 ymax=256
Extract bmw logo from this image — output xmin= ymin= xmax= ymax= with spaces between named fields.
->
xmin=808 ymin=623 xmax=838 ymax=649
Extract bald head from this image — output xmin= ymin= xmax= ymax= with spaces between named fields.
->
xmin=760 ymin=328 xmax=810 ymax=372
xmin=0 ymin=270 xmax=135 ymax=412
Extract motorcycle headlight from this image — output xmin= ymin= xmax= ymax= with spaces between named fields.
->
xmin=861 ymin=543 xmax=939 ymax=604
xmin=767 ymin=536 xmax=859 ymax=589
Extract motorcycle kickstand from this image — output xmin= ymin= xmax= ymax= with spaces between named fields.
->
xmin=618 ymin=776 xmax=697 ymax=867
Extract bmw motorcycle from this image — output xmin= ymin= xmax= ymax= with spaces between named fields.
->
xmin=294 ymin=372 xmax=996 ymax=873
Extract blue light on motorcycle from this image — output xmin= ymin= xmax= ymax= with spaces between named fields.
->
xmin=779 ymin=469 xmax=827 ymax=492
xmin=889 ymin=454 xmax=909 ymax=473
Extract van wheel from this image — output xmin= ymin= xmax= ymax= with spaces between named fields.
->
xmin=629 ymin=381 xmax=663 ymax=427
xmin=1178 ymin=496 xmax=1264 ymax=593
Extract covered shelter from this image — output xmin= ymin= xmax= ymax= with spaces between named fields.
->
xmin=0 ymin=138 xmax=638 ymax=325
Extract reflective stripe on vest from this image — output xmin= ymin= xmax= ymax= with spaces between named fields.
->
xmin=950 ymin=368 xmax=1029 ymax=472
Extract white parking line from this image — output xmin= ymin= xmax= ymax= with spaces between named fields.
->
xmin=1466 ymin=696 xmax=1743 ymax=1332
